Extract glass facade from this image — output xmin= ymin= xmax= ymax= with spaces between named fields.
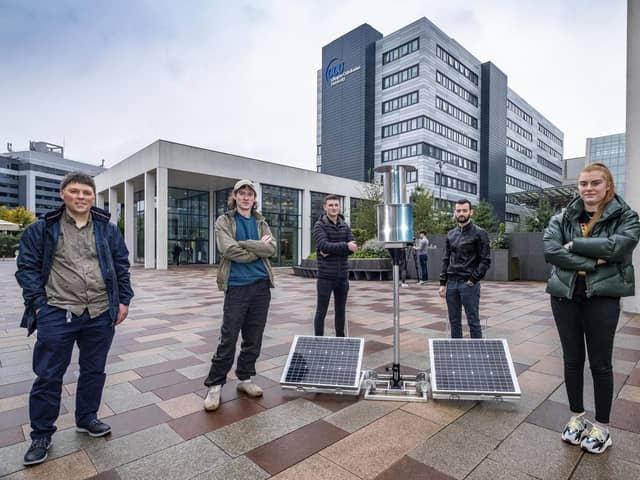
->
xmin=168 ymin=187 xmax=209 ymax=264
xmin=261 ymin=184 xmax=301 ymax=266
xmin=587 ymin=134 xmax=625 ymax=196
xmin=214 ymin=188 xmax=233 ymax=263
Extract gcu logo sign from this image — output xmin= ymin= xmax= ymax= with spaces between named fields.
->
xmin=324 ymin=58 xmax=344 ymax=82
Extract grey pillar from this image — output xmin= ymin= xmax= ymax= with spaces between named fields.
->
xmin=209 ymin=190 xmax=215 ymax=264
xmin=144 ymin=170 xmax=156 ymax=269
xmin=624 ymin=0 xmax=640 ymax=313
xmin=96 ymin=192 xmax=105 ymax=209
xmin=156 ymin=167 xmax=168 ymax=270
xmin=301 ymin=189 xmax=311 ymax=261
xmin=108 ymin=188 xmax=118 ymax=225
xmin=124 ymin=180 xmax=135 ymax=264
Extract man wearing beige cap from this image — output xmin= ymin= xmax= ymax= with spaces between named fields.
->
xmin=203 ymin=179 xmax=276 ymax=411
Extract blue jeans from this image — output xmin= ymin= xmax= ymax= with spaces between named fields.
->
xmin=445 ymin=279 xmax=482 ymax=338
xmin=418 ymin=254 xmax=428 ymax=282
xmin=205 ymin=279 xmax=271 ymax=387
xmin=30 ymin=305 xmax=114 ymax=440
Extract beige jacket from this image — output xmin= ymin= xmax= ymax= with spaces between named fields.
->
xmin=215 ymin=209 xmax=276 ymax=291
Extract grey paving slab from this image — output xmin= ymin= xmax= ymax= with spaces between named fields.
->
xmin=85 ymin=424 xmax=183 ymax=472
xmin=489 ymin=422 xmax=582 ymax=480
xmin=105 ymin=354 xmax=168 ymax=375
xmin=466 ymin=458 xmax=538 ymax=480
xmin=207 ymin=398 xmax=332 ymax=457
xmin=454 ymin=393 xmax=545 ymax=441
xmin=0 ymin=440 xmax=29 ymax=477
xmin=324 ymin=398 xmax=401 ymax=433
xmin=176 ymin=362 xmax=212 ymax=379
xmin=191 ymin=456 xmax=269 ymax=480
xmin=408 ymin=423 xmax=499 ymax=479
xmin=115 ymin=436 xmax=229 ymax=480
xmin=571 ymin=454 xmax=640 ymax=480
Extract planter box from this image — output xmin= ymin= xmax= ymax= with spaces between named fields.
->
xmin=294 ymin=258 xmax=392 ymax=280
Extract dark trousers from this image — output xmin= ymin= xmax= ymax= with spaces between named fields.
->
xmin=205 ymin=280 xmax=271 ymax=387
xmin=314 ymin=276 xmax=349 ymax=337
xmin=446 ymin=279 xmax=482 ymax=338
xmin=550 ymin=278 xmax=619 ymax=423
xmin=418 ymin=254 xmax=428 ymax=281
xmin=30 ymin=305 xmax=114 ymax=440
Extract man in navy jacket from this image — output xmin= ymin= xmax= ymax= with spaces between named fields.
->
xmin=312 ymin=194 xmax=357 ymax=337
xmin=15 ymin=172 xmax=133 ymax=466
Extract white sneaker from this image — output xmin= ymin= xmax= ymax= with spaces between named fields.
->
xmin=237 ymin=381 xmax=263 ymax=397
xmin=561 ymin=413 xmax=587 ymax=445
xmin=203 ymin=385 xmax=221 ymax=411
xmin=400 ymin=283 xmax=409 ymax=288
xmin=580 ymin=423 xmax=612 ymax=454
xmin=418 ymin=281 xmax=425 ymax=285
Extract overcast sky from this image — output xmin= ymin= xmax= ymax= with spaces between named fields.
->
xmin=0 ymin=0 xmax=627 ymax=169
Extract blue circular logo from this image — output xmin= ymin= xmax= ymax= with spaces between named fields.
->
xmin=325 ymin=58 xmax=345 ymax=82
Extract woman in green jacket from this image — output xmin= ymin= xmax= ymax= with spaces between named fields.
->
xmin=543 ymin=162 xmax=640 ymax=454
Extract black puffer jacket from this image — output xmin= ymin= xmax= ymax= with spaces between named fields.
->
xmin=544 ymin=195 xmax=640 ymax=299
xmin=439 ymin=222 xmax=491 ymax=285
xmin=313 ymin=214 xmax=355 ymax=279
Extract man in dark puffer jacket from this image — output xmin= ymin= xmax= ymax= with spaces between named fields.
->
xmin=312 ymin=194 xmax=357 ymax=336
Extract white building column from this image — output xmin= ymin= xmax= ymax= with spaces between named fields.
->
xmin=144 ymin=170 xmax=156 ymax=269
xmin=25 ymin=172 xmax=36 ymax=212
xmin=156 ymin=167 xmax=169 ymax=270
xmin=624 ymin=0 xmax=640 ymax=313
xmin=108 ymin=188 xmax=118 ymax=225
xmin=343 ymin=195 xmax=351 ymax=225
xmin=123 ymin=180 xmax=135 ymax=265
xmin=96 ymin=192 xmax=105 ymax=209
xmin=209 ymin=190 xmax=215 ymax=264
xmin=301 ymin=189 xmax=311 ymax=261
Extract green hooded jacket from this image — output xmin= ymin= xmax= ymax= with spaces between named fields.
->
xmin=215 ymin=209 xmax=276 ymax=291
xmin=543 ymin=195 xmax=640 ymax=299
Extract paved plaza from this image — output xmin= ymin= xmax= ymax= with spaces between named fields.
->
xmin=1 ymin=260 xmax=639 ymax=479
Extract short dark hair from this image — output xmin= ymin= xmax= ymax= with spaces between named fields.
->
xmin=60 ymin=171 xmax=96 ymax=194
xmin=455 ymin=199 xmax=473 ymax=209
xmin=323 ymin=194 xmax=340 ymax=205
xmin=419 ymin=230 xmax=427 ymax=235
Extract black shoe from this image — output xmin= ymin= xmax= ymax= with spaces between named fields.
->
xmin=76 ymin=419 xmax=111 ymax=437
xmin=23 ymin=437 xmax=51 ymax=466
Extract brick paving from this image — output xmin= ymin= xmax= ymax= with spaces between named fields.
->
xmin=0 ymin=260 xmax=639 ymax=479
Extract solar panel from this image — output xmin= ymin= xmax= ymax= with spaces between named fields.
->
xmin=429 ymin=339 xmax=521 ymax=400
xmin=280 ymin=336 xmax=364 ymax=392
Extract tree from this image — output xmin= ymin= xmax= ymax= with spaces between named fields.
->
xmin=525 ymin=198 xmax=555 ymax=232
xmin=472 ymin=201 xmax=499 ymax=232
xmin=0 ymin=206 xmax=36 ymax=229
xmin=0 ymin=232 xmax=21 ymax=258
xmin=351 ymin=182 xmax=382 ymax=241
xmin=411 ymin=185 xmax=435 ymax=234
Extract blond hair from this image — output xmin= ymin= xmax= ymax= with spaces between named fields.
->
xmin=579 ymin=162 xmax=616 ymax=236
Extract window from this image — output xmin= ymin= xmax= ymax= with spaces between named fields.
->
xmin=261 ymin=185 xmax=301 ymax=267
xmin=507 ymin=100 xmax=533 ymax=124
xmin=435 ymin=172 xmax=477 ymax=194
xmin=382 ymin=115 xmax=478 ymax=150
xmin=381 ymin=141 xmax=477 ymax=173
xmin=507 ymin=136 xmax=532 ymax=158
xmin=435 ymin=96 xmax=478 ymax=129
xmin=407 ymin=170 xmax=417 ymax=183
xmin=505 ymin=212 xmax=521 ymax=223
xmin=506 ymin=156 xmax=561 ymax=186
xmin=538 ymin=123 xmax=563 ymax=147
xmin=382 ymin=37 xmax=420 ymax=65
xmin=382 ymin=91 xmax=419 ymax=114
xmin=435 ymin=45 xmax=479 ymax=85
xmin=382 ymin=64 xmax=420 ymax=89
xmin=506 ymin=175 xmax=539 ymax=191
xmin=507 ymin=118 xmax=532 ymax=142
xmin=537 ymin=139 xmax=562 ymax=160
xmin=537 ymin=155 xmax=563 ymax=175
xmin=435 ymin=71 xmax=478 ymax=107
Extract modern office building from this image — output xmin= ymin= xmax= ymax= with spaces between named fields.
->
xmin=0 ymin=141 xmax=104 ymax=216
xmin=585 ymin=133 xmax=625 ymax=196
xmin=564 ymin=156 xmax=585 ymax=185
xmin=317 ymin=17 xmax=564 ymax=227
xmin=94 ymin=140 xmax=368 ymax=269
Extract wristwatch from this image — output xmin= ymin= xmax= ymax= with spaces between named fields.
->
xmin=465 ymin=280 xmax=475 ymax=287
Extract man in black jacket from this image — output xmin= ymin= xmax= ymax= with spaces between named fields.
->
xmin=312 ymin=195 xmax=357 ymax=336
xmin=438 ymin=199 xmax=491 ymax=338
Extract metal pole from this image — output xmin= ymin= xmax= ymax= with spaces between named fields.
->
xmin=392 ymin=260 xmax=401 ymax=388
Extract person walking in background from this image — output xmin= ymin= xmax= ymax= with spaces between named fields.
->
xmin=172 ymin=242 xmax=183 ymax=266
xmin=15 ymin=172 xmax=133 ymax=466
xmin=203 ymin=180 xmax=275 ymax=412
xmin=313 ymin=194 xmax=357 ymax=337
xmin=438 ymin=199 xmax=491 ymax=338
xmin=415 ymin=230 xmax=429 ymax=284
xmin=544 ymin=162 xmax=639 ymax=454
